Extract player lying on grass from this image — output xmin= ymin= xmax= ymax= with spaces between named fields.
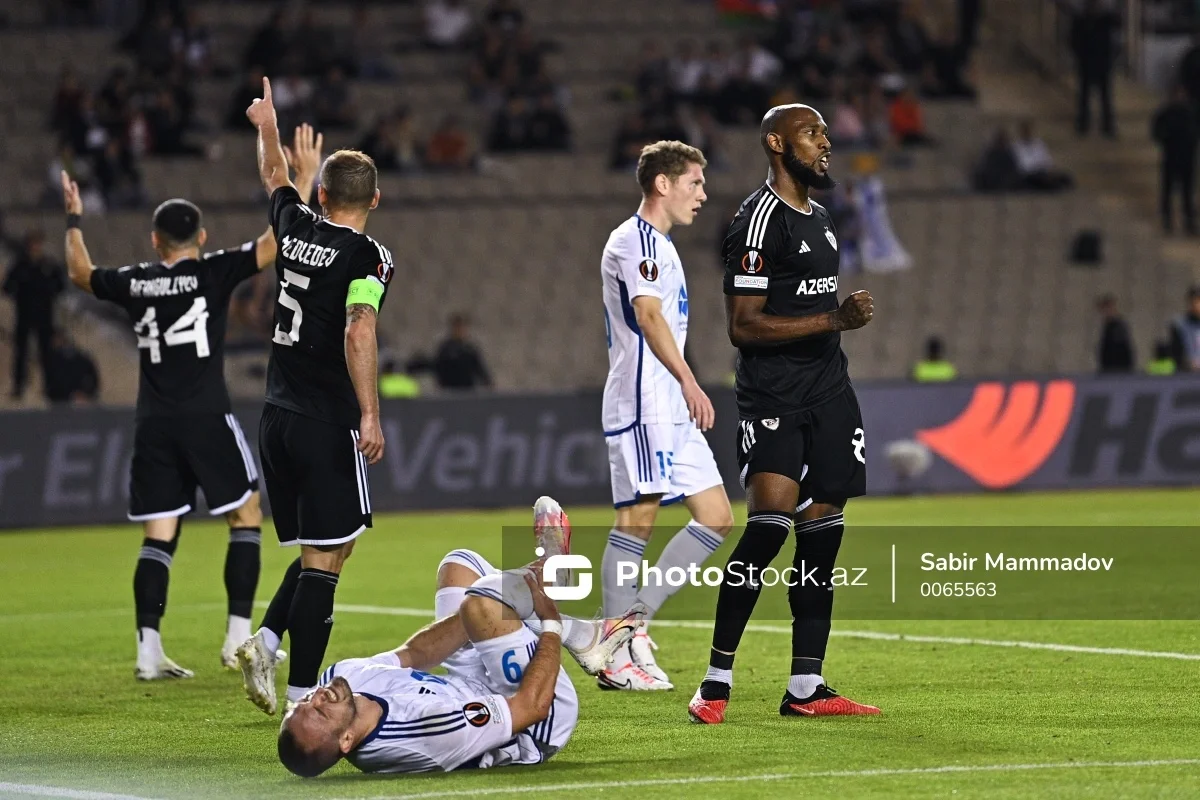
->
xmin=276 ymin=544 xmax=641 ymax=776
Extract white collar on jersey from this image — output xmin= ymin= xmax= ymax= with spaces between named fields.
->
xmin=321 ymin=218 xmax=357 ymax=231
xmin=765 ymin=183 xmax=817 ymax=216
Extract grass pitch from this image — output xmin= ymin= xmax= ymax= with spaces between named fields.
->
xmin=1 ymin=489 xmax=1198 ymax=799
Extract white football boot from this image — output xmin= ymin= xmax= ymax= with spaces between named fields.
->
xmin=596 ymin=642 xmax=674 ymax=691
xmin=533 ymin=495 xmax=571 ymax=561
xmin=568 ymin=603 xmax=646 ymax=675
xmin=222 ymin=637 xmax=287 ymax=670
xmin=135 ymin=654 xmax=194 ymax=681
xmin=236 ymin=631 xmax=279 ymax=715
xmin=629 ymin=629 xmax=670 ymax=684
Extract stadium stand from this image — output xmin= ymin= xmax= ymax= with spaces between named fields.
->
xmin=0 ymin=0 xmax=1193 ymax=408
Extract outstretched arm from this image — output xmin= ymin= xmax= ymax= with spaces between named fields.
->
xmin=725 ymin=290 xmax=874 ymax=347
xmin=255 ymin=122 xmax=324 ymax=269
xmin=247 ymin=77 xmax=294 ymax=197
xmin=61 ymin=171 xmax=95 ymax=294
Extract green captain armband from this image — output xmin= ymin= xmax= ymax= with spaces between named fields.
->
xmin=346 ymin=278 xmax=384 ymax=311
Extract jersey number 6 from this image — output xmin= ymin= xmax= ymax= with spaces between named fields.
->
xmin=273 ymin=268 xmax=311 ymax=346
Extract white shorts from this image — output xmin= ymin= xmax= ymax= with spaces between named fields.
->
xmin=437 ymin=549 xmax=579 ymax=766
xmin=606 ymin=422 xmax=724 ymax=508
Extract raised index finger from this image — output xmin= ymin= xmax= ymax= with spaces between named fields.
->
xmin=262 ymin=76 xmax=272 ymax=102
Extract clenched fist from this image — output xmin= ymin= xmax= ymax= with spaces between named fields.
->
xmin=834 ymin=290 xmax=874 ymax=331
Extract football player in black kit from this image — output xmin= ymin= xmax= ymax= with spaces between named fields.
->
xmin=689 ymin=104 xmax=879 ymax=724
xmin=238 ymin=78 xmax=394 ymax=716
xmin=60 ymin=125 xmax=322 ymax=681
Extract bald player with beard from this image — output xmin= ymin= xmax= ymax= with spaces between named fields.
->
xmin=689 ymin=104 xmax=880 ymax=724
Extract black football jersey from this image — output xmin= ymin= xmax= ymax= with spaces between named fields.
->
xmin=722 ymin=183 xmax=849 ymax=419
xmin=265 ymin=186 xmax=393 ymax=428
xmin=91 ymin=243 xmax=258 ymax=418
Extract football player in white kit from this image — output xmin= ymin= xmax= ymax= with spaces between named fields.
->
xmin=276 ymin=499 xmax=642 ymax=777
xmin=599 ymin=142 xmax=735 ymax=691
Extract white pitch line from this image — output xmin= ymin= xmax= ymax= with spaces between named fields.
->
xmin=340 ymin=759 xmax=1200 ymax=800
xmin=331 ymin=604 xmax=1200 ymax=662
xmin=0 ymin=782 xmax=162 ymax=800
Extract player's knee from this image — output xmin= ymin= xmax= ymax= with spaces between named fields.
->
xmin=225 ymin=491 xmax=262 ymax=528
xmin=615 ymin=499 xmax=660 ymax=538
xmin=300 ymin=540 xmax=355 ymax=573
xmin=437 ymin=560 xmax=482 ymax=590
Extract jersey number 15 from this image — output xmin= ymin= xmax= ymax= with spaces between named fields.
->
xmin=133 ymin=298 xmax=210 ymax=364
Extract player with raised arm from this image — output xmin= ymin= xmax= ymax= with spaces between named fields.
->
xmin=60 ymin=125 xmax=322 ymax=679
xmin=276 ymin=504 xmax=643 ymax=777
xmin=689 ymin=105 xmax=879 ymax=723
xmin=237 ymin=78 xmax=394 ymax=715
xmin=598 ymin=142 xmax=735 ymax=691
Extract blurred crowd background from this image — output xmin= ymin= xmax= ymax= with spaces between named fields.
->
xmin=3 ymin=0 xmax=1200 ymax=408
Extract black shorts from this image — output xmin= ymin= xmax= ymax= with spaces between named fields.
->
xmin=259 ymin=403 xmax=372 ymax=547
xmin=736 ymin=386 xmax=867 ymax=506
xmin=129 ymin=413 xmax=259 ymax=521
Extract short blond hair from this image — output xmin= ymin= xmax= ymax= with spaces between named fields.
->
xmin=320 ymin=149 xmax=378 ymax=211
xmin=636 ymin=141 xmax=707 ymax=196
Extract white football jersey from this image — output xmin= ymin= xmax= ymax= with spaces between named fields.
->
xmin=324 ymin=655 xmax=518 ymax=774
xmin=601 ymin=215 xmax=690 ymax=433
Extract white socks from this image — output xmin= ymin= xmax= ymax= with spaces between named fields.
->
xmin=256 ymin=626 xmax=282 ymax=656
xmin=636 ymin=521 xmax=723 ymax=616
xmin=137 ymin=627 xmax=162 ymax=665
xmin=226 ymin=615 xmax=252 ymax=645
xmin=524 ymin=616 xmax=598 ymax=652
xmin=703 ymin=665 xmax=733 ymax=687
xmin=602 ymin=529 xmax=646 ymax=617
xmin=788 ymin=673 xmax=824 ymax=699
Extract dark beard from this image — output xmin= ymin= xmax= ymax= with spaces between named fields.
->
xmin=782 ymin=141 xmax=836 ymax=190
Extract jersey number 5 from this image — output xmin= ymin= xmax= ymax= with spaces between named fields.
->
xmin=273 ymin=268 xmax=311 ymax=346
xmin=133 ymin=297 xmax=210 ymax=364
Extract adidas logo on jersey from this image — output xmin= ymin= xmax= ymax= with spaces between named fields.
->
xmin=798 ymin=241 xmax=812 ymax=254
xmin=796 ymin=276 xmax=839 ymax=295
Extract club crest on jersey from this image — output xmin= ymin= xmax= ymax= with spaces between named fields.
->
xmin=377 ymin=261 xmax=393 ymax=284
xmin=463 ymin=701 xmax=492 ymax=727
xmin=825 ymin=228 xmax=838 ymax=250
xmin=762 ymin=418 xmax=779 ymax=430
xmin=741 ymin=250 xmax=763 ymax=273
xmin=639 ymin=259 xmax=659 ymax=281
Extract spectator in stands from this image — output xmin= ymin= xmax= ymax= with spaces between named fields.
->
xmin=1169 ymin=285 xmax=1200 ymax=372
xmin=1179 ymin=29 xmax=1200 ymax=113
xmin=856 ymin=28 xmax=903 ymax=86
xmin=921 ymin=21 xmax=977 ymax=99
xmin=611 ymin=112 xmax=651 ymax=170
xmin=831 ymin=82 xmax=870 ymax=149
xmin=488 ymin=94 xmax=534 ymax=151
xmin=289 ymin=9 xmax=328 ymax=78
xmin=244 ymin=7 xmax=288 ymax=75
xmin=3 ymin=232 xmax=65 ymax=400
xmin=360 ymin=109 xmax=422 ymax=173
xmin=973 ymin=127 xmax=1022 ymax=192
xmin=1095 ymin=294 xmax=1134 ymax=373
xmin=635 ymin=40 xmax=671 ymax=99
xmin=145 ymin=88 xmax=202 ymax=157
xmin=892 ymin=0 xmax=932 ymax=73
xmin=272 ymin=70 xmax=315 ymax=133
xmin=735 ymin=34 xmax=782 ymax=88
xmin=313 ymin=66 xmax=358 ymax=130
xmin=1147 ymin=340 xmax=1176 ymax=375
xmin=97 ymin=67 xmax=133 ymax=133
xmin=794 ymin=33 xmax=838 ymax=102
xmin=51 ymin=67 xmax=86 ymax=141
xmin=468 ymin=28 xmax=515 ymax=107
xmin=407 ymin=313 xmax=493 ymax=391
xmin=889 ymin=86 xmax=935 ymax=146
xmin=1070 ymin=0 xmax=1119 ymax=137
xmin=136 ymin=12 xmax=177 ymax=74
xmin=93 ymin=138 xmax=145 ymax=209
xmin=43 ymin=330 xmax=100 ymax=405
xmin=426 ymin=0 xmax=474 ymax=50
xmin=528 ymin=92 xmax=572 ymax=151
xmin=1152 ymin=84 xmax=1198 ymax=235
xmin=1012 ymin=119 xmax=1073 ymax=191
xmin=485 ymin=0 xmax=525 ymax=36
xmin=348 ymin=4 xmax=394 ymax=79
xmin=426 ymin=115 xmax=477 ymax=171
xmin=911 ymin=337 xmax=958 ymax=382
xmin=670 ymin=40 xmax=706 ymax=101
xmin=379 ymin=359 xmax=421 ymax=399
